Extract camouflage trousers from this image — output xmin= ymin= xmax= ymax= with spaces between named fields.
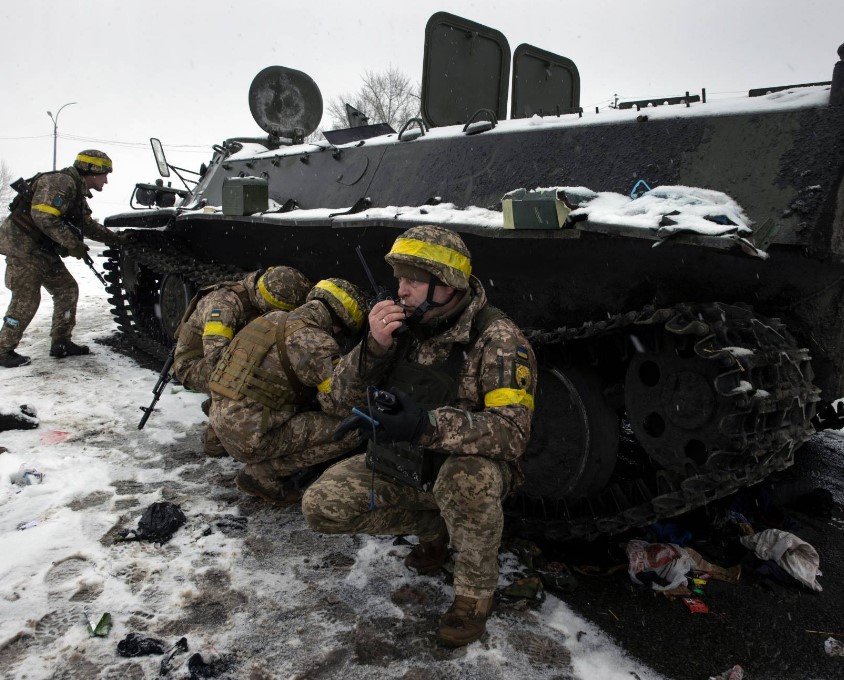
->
xmin=302 ymin=453 xmax=511 ymax=599
xmin=210 ymin=406 xmax=360 ymax=482
xmin=0 ymin=253 xmax=78 ymax=353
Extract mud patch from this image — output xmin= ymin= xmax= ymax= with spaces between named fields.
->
xmin=68 ymin=491 xmax=112 ymax=511
xmin=45 ymin=555 xmax=90 ymax=590
xmin=0 ymin=632 xmax=33 ymax=671
xmin=31 ymin=609 xmax=77 ymax=646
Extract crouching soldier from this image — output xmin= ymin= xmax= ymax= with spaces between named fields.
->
xmin=172 ymin=266 xmax=311 ymax=456
xmin=302 ymin=225 xmax=537 ymax=647
xmin=208 ymin=278 xmax=368 ymax=503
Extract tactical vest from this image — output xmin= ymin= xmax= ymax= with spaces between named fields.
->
xmin=174 ymin=281 xmax=254 ymax=360
xmin=366 ymin=305 xmax=506 ymax=491
xmin=208 ymin=313 xmax=316 ymax=432
xmin=9 ymin=169 xmax=86 ymax=252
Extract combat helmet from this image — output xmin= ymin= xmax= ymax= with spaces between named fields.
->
xmin=306 ymin=278 xmax=367 ymax=333
xmin=385 ymin=225 xmax=472 ymax=291
xmin=74 ymin=149 xmax=113 ymax=175
xmin=256 ymin=266 xmax=312 ymax=312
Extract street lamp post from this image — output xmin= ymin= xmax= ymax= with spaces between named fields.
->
xmin=46 ymin=102 xmax=77 ymax=171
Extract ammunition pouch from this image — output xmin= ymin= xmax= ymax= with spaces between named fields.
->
xmin=365 ymin=441 xmax=447 ymax=492
xmin=208 ymin=313 xmax=315 ymax=432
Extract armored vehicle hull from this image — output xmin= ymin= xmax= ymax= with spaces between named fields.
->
xmin=104 ymin=20 xmax=844 ymax=540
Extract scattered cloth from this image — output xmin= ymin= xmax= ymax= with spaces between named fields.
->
xmin=825 ymin=637 xmax=844 ymax=657
xmin=118 ymin=501 xmax=186 ymax=544
xmin=740 ymin=529 xmax=822 ymax=591
xmin=117 ymin=632 xmax=167 ymax=657
xmin=12 ymin=464 xmax=44 ymax=486
xmin=626 ymin=540 xmax=741 ymax=592
xmin=0 ymin=404 xmax=38 ymax=431
xmin=709 ymin=663 xmax=744 ymax=680
xmin=159 ymin=637 xmax=190 ymax=675
xmin=626 ymin=540 xmax=694 ymax=591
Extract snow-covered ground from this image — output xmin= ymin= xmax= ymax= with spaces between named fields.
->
xmin=0 ymin=247 xmax=666 ymax=679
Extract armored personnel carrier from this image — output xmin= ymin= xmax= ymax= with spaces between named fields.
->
xmin=104 ymin=12 xmax=844 ymax=540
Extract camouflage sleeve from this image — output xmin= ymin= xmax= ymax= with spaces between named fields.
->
xmin=331 ymin=333 xmax=396 ymax=413
xmin=78 ymin=205 xmax=119 ymax=245
xmin=285 ymin=305 xmax=348 ymax=416
xmin=425 ymin=319 xmax=537 ymax=461
xmin=28 ymin=173 xmax=84 ymax=250
xmin=199 ymin=290 xmax=243 ymax=359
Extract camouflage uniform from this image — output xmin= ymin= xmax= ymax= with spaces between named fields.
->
xmin=0 ymin=165 xmax=118 ymax=354
xmin=303 ymin=275 xmax=537 ymax=600
xmin=172 ymin=268 xmax=310 ymax=394
xmin=208 ymin=284 xmax=365 ymax=489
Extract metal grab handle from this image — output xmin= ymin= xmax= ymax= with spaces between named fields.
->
xmin=462 ymin=108 xmax=497 ymax=134
xmin=398 ymin=117 xmax=429 ymax=141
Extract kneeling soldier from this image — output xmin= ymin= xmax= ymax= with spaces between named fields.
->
xmin=172 ymin=266 xmax=311 ymax=455
xmin=208 ymin=278 xmax=368 ymax=503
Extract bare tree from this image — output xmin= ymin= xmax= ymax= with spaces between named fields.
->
xmin=0 ymin=161 xmax=15 ymax=220
xmin=325 ymin=67 xmax=420 ymax=131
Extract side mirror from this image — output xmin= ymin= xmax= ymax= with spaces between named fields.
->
xmin=150 ymin=138 xmax=170 ymax=177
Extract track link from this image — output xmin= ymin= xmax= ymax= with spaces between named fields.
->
xmin=103 ymin=231 xmax=246 ymax=361
xmin=513 ymin=302 xmax=821 ymax=541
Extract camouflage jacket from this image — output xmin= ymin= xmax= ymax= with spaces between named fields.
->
xmin=209 ymin=301 xmax=349 ymax=433
xmin=0 ymin=166 xmax=117 ymax=258
xmin=173 ymin=271 xmax=263 ymax=370
xmin=331 ymin=276 xmax=537 ymax=462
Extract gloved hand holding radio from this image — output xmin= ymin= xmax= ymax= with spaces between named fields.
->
xmin=333 ymin=387 xmax=432 ymax=444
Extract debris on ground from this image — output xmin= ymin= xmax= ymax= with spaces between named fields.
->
xmin=12 ymin=464 xmax=44 ymax=486
xmin=825 ymin=637 xmax=844 ymax=657
xmin=740 ymin=528 xmax=823 ymax=591
xmin=117 ymin=501 xmax=187 ymax=544
xmin=84 ymin=608 xmax=112 ymax=637
xmin=0 ymin=403 xmax=39 ymax=431
xmin=708 ymin=663 xmax=744 ymax=679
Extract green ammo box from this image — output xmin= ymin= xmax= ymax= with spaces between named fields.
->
xmin=501 ymin=187 xmax=571 ymax=229
xmin=222 ymin=177 xmax=269 ymax=216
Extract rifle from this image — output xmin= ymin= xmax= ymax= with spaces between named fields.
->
xmin=354 ymin=245 xmax=407 ymax=336
xmin=10 ymin=176 xmax=108 ymax=287
xmin=138 ymin=348 xmax=175 ymax=430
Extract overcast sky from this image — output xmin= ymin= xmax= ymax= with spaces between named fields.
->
xmin=1 ymin=0 xmax=842 ymax=220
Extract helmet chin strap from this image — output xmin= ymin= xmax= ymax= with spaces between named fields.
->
xmin=404 ymin=274 xmax=455 ymax=326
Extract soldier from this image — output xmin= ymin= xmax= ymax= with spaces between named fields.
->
xmin=172 ymin=266 xmax=311 ymax=456
xmin=831 ymin=43 xmax=844 ymax=106
xmin=302 ymin=225 xmax=537 ymax=647
xmin=208 ymin=278 xmax=368 ymax=503
xmin=0 ymin=150 xmax=121 ymax=368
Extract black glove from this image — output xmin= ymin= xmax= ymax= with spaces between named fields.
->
xmin=67 ymin=241 xmax=89 ymax=259
xmin=333 ymin=388 xmax=432 ymax=444
xmin=367 ymin=388 xmax=430 ymax=444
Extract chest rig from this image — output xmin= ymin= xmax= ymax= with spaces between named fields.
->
xmin=366 ymin=305 xmax=505 ymax=491
xmin=208 ymin=314 xmax=315 ymax=431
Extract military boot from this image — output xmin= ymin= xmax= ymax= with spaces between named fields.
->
xmin=235 ymin=468 xmax=303 ymax=505
xmin=0 ymin=351 xmax=31 ymax=368
xmin=404 ymin=533 xmax=449 ymax=575
xmin=50 ymin=339 xmax=90 ymax=358
xmin=201 ymin=424 xmax=229 ymax=458
xmin=436 ymin=594 xmax=495 ymax=647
